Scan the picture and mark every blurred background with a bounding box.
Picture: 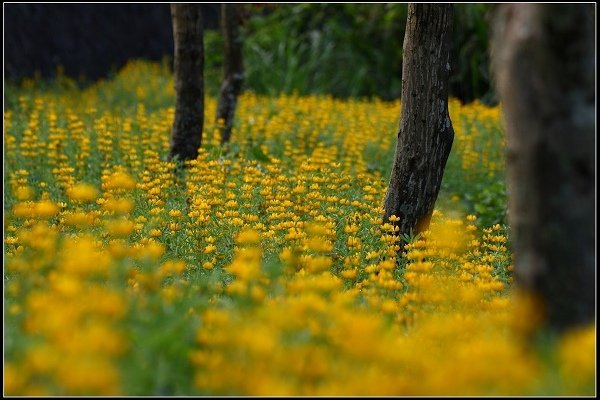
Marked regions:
[4,3,494,104]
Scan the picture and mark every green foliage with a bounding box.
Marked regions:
[239,4,407,100]
[451,4,495,104]
[207,4,495,102]
[203,30,225,97]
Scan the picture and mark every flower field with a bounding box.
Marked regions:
[4,61,595,395]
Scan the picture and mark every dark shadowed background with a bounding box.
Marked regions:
[4,3,219,82]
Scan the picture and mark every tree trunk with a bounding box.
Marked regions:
[491,4,595,331]
[383,4,454,238]
[169,3,204,162]
[216,3,244,145]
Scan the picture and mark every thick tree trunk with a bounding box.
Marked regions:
[216,3,244,145]
[383,4,454,238]
[492,4,595,331]
[169,4,204,161]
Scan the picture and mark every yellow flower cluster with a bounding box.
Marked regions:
[5,232,126,395]
[451,99,504,179]
[191,213,546,395]
[4,61,594,396]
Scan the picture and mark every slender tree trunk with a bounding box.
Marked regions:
[492,4,595,331]
[169,3,204,161]
[383,4,454,238]
[216,3,244,145]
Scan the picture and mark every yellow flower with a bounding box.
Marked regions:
[160,260,186,276]
[59,236,111,277]
[63,211,96,227]
[15,186,33,201]
[104,171,136,191]
[250,285,266,302]
[105,219,135,237]
[226,248,262,281]
[226,280,248,296]
[55,357,121,395]
[3,363,26,395]
[388,214,400,222]
[380,299,397,314]
[202,261,215,270]
[12,202,35,218]
[557,323,596,392]
[347,236,361,249]
[510,290,545,338]
[35,200,60,218]
[341,269,357,279]
[305,255,332,273]
[305,236,333,252]
[305,222,329,237]
[237,228,261,245]
[50,273,83,296]
[136,241,165,260]
[102,198,134,214]
[344,224,359,234]
[149,228,162,237]
[161,285,180,304]
[169,209,182,218]
[279,247,295,264]
[67,183,99,202]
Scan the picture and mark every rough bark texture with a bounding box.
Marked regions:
[383,4,454,238]
[216,3,245,145]
[491,4,595,331]
[170,4,204,162]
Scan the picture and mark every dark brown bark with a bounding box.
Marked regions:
[169,3,204,161]
[492,4,595,331]
[383,4,454,238]
[216,3,244,145]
